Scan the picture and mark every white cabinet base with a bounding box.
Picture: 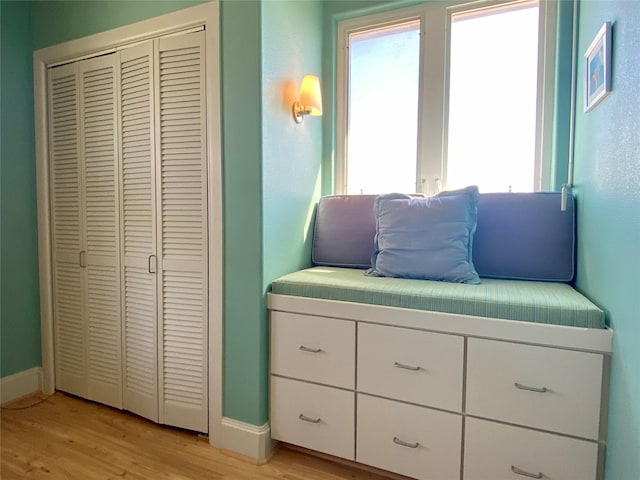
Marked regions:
[268,297,610,480]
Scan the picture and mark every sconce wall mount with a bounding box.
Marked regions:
[293,74,322,124]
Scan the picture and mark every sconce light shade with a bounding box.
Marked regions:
[293,74,322,123]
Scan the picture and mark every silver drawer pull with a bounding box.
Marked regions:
[393,436,419,449]
[298,414,321,424]
[394,361,421,371]
[511,465,543,478]
[514,382,548,393]
[299,345,323,353]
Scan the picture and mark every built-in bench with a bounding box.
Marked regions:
[268,192,612,480]
[271,267,604,329]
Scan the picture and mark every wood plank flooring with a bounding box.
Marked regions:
[1,392,391,480]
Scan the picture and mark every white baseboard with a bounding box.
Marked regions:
[211,417,275,461]
[1,367,43,404]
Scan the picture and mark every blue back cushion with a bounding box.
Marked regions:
[473,193,575,282]
[312,192,575,282]
[311,194,378,268]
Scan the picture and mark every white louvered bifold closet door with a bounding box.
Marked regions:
[119,41,159,423]
[155,31,208,433]
[78,54,122,409]
[49,63,86,399]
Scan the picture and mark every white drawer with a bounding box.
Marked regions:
[357,394,462,480]
[466,338,603,439]
[464,417,599,480]
[270,311,355,389]
[358,323,464,411]
[270,376,354,460]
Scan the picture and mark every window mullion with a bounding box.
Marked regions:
[418,3,449,196]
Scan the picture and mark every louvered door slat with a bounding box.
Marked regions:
[120,41,159,422]
[53,263,85,393]
[49,63,87,399]
[50,66,81,256]
[79,54,122,408]
[156,31,208,433]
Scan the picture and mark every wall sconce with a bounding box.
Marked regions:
[292,74,322,124]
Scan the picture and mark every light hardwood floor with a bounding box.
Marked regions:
[1,392,391,480]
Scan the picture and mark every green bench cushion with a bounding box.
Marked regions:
[271,267,605,329]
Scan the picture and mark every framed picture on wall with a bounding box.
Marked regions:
[584,22,612,112]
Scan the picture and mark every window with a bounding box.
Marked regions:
[336,0,557,195]
[346,21,420,195]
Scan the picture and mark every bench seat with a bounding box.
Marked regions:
[271,266,605,329]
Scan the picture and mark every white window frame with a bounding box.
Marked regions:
[336,0,557,195]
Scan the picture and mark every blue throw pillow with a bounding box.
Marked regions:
[367,186,481,284]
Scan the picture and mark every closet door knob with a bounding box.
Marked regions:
[79,251,87,268]
[148,255,156,274]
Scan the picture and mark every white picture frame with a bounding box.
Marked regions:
[584,22,612,113]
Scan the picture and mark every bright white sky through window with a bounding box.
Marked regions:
[446,4,539,193]
[347,22,420,195]
[345,2,540,195]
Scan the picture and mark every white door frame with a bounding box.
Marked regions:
[33,1,223,445]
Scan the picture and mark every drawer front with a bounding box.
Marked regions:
[358,323,464,411]
[270,376,354,460]
[464,417,598,480]
[466,338,603,439]
[357,394,462,480]
[270,311,355,389]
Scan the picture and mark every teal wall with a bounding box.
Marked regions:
[259,0,323,421]
[30,0,206,49]
[262,1,323,288]
[220,0,265,425]
[0,1,41,378]
[573,2,640,479]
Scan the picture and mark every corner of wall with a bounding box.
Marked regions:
[211,417,275,462]
[0,367,43,404]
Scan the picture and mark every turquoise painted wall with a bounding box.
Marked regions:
[30,0,206,50]
[573,2,640,479]
[219,0,266,425]
[0,1,41,378]
[260,0,323,421]
[262,1,323,287]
